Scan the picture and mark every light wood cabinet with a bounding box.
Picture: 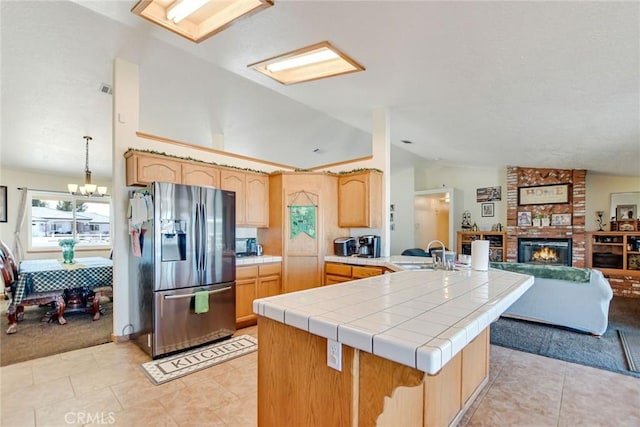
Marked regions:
[125,151,181,186]
[126,151,269,227]
[324,261,386,284]
[457,231,506,262]
[586,231,640,275]
[245,173,269,227]
[236,263,281,327]
[221,169,269,227]
[181,163,220,187]
[338,170,382,228]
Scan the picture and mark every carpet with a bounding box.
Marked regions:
[0,299,113,366]
[140,335,257,385]
[490,296,640,378]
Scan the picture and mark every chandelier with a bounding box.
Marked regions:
[67,136,107,196]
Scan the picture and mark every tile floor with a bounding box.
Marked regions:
[1,325,639,426]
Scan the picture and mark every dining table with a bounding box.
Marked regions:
[6,257,113,334]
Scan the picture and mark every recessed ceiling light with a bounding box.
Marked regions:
[248,41,365,85]
[400,140,413,144]
[131,0,273,43]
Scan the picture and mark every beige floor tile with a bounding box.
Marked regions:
[160,381,236,425]
[32,355,100,384]
[91,342,150,367]
[1,362,34,394]
[1,376,75,414]
[68,362,145,395]
[110,374,186,409]
[34,387,122,427]
[212,365,257,399]
[1,408,35,427]
[213,394,258,427]
[84,399,178,427]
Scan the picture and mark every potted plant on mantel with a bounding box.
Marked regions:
[541,214,550,227]
[532,214,542,227]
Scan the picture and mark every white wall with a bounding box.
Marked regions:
[389,166,415,255]
[585,174,640,230]
[415,164,507,231]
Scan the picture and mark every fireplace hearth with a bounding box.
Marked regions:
[518,238,572,266]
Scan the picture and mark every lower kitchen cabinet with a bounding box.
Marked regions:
[236,263,281,327]
[324,262,387,285]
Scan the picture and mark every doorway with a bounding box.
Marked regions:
[414,188,462,251]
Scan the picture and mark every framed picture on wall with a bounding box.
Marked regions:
[517,211,532,226]
[0,186,6,223]
[481,202,494,217]
[616,204,637,220]
[476,186,501,202]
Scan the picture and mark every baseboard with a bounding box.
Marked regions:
[112,333,131,343]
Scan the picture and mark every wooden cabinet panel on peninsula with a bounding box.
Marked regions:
[221,169,269,228]
[236,263,281,327]
[338,170,382,228]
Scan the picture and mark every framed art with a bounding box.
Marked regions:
[476,186,501,202]
[551,213,572,226]
[0,186,6,223]
[616,204,637,220]
[481,202,494,217]
[518,184,570,205]
[517,211,532,226]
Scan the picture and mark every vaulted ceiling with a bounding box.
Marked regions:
[2,1,638,178]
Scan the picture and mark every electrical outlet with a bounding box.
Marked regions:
[327,339,342,371]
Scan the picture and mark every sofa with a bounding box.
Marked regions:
[490,262,613,336]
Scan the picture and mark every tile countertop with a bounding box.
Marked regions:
[236,256,283,266]
[253,261,534,375]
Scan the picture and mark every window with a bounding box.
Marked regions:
[28,190,111,251]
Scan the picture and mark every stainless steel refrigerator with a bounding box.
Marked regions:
[129,182,236,358]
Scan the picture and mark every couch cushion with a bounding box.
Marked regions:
[490,262,591,283]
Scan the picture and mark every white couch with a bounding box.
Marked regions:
[492,263,613,336]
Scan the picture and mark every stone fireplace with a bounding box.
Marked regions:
[506,167,586,267]
[518,238,572,266]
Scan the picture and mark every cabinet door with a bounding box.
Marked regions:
[182,163,220,188]
[126,153,181,186]
[221,169,246,225]
[257,275,280,299]
[246,173,269,227]
[338,171,382,228]
[236,277,257,324]
[325,275,352,285]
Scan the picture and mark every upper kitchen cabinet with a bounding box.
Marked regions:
[181,163,220,188]
[126,151,181,186]
[338,170,383,228]
[221,169,269,228]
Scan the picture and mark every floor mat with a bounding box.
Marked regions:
[618,329,640,372]
[140,335,257,385]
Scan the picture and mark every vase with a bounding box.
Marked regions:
[532,218,541,227]
[61,244,75,264]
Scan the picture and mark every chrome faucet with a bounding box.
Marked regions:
[426,240,450,270]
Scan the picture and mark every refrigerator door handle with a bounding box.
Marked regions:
[163,286,232,300]
[200,203,207,273]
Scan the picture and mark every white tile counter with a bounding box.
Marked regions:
[236,255,282,266]
[253,265,533,375]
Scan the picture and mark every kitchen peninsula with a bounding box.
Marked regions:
[253,261,533,426]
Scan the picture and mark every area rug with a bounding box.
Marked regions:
[618,330,640,372]
[490,297,640,378]
[1,300,113,366]
[141,335,257,385]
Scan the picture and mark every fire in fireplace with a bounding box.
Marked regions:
[518,238,572,266]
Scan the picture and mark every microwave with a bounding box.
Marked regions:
[236,238,257,257]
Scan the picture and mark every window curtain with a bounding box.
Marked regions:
[13,187,28,263]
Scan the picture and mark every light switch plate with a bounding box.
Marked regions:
[327,339,342,371]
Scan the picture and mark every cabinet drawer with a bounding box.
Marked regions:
[352,266,383,279]
[325,275,352,285]
[259,262,282,276]
[325,262,352,277]
[236,265,259,280]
